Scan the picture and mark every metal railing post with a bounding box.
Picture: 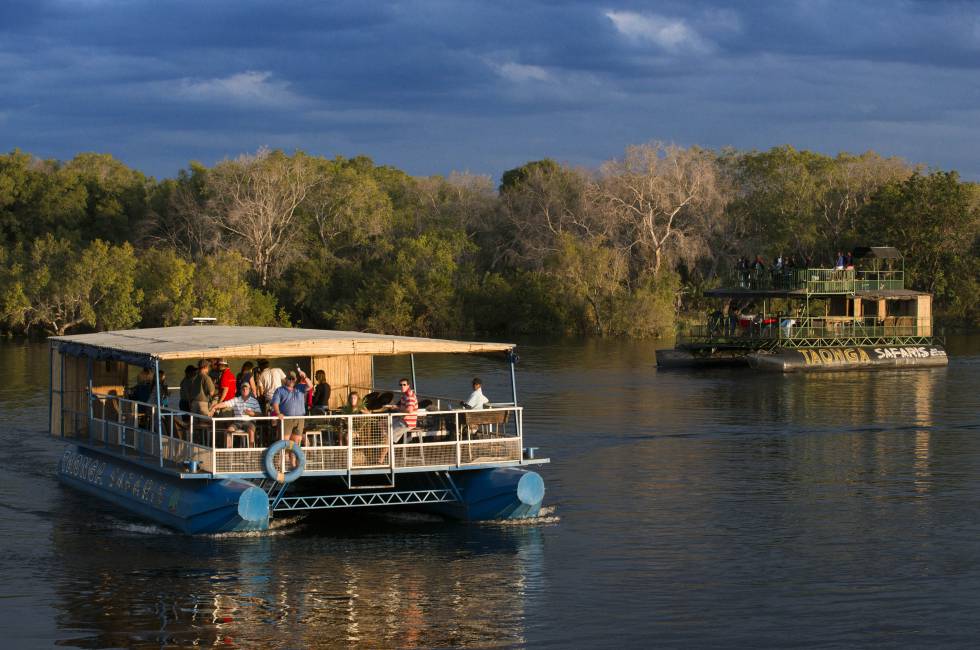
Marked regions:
[154,358,164,467]
[387,413,394,469]
[86,357,93,442]
[211,418,216,475]
[455,412,461,467]
[347,416,353,474]
[280,419,286,476]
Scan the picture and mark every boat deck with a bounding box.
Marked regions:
[61,392,533,480]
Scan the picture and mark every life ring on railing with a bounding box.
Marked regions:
[263,439,306,483]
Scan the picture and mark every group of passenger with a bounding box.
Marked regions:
[164,356,490,449]
[126,356,492,449]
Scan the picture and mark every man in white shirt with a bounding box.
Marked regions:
[462,377,490,409]
[255,358,287,411]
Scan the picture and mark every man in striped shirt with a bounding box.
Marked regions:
[389,377,418,442]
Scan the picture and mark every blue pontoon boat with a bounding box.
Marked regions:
[49,327,548,534]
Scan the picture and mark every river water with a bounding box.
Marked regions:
[1,335,979,648]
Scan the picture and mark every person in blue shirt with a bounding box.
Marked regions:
[270,370,311,445]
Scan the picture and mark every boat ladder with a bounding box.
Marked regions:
[257,478,292,512]
[345,465,396,490]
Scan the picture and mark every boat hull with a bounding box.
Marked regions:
[749,344,949,372]
[423,467,546,521]
[57,446,270,534]
[656,348,750,368]
[59,446,546,531]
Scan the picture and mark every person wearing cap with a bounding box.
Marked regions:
[214,359,237,409]
[188,359,216,416]
[461,377,490,409]
[270,369,311,443]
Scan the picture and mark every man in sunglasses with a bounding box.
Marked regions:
[387,377,418,443]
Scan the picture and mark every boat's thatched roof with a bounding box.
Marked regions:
[51,326,514,363]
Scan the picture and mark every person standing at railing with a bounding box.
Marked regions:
[270,370,311,444]
[311,370,332,416]
[178,365,196,413]
[213,360,237,413]
[189,359,217,417]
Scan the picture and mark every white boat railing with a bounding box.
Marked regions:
[74,391,524,476]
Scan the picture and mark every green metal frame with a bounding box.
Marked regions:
[725,266,905,295]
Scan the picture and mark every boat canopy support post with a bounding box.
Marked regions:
[508,349,518,405]
[48,344,53,436]
[60,349,65,437]
[86,356,93,443]
[410,353,417,391]
[154,357,163,467]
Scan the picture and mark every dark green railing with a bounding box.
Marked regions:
[723,268,904,294]
[682,316,933,348]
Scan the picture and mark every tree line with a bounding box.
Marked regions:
[0,144,977,337]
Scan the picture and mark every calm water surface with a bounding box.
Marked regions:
[1,335,979,648]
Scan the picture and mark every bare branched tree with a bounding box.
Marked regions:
[207,149,317,287]
[496,163,601,269]
[816,152,913,251]
[597,143,726,277]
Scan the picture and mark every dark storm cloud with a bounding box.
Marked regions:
[1,0,978,178]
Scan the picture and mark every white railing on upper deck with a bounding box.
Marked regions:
[69,392,524,477]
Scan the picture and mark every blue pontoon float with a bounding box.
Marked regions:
[49,327,548,534]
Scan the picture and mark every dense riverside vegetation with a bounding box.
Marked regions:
[0,145,977,337]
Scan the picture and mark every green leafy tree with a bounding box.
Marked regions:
[136,248,197,326]
[13,236,142,335]
[859,171,979,314]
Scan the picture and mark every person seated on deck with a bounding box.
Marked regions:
[224,421,257,449]
[310,370,332,415]
[384,378,418,443]
[255,358,287,414]
[336,392,368,446]
[341,391,368,415]
[461,377,490,410]
[189,359,217,417]
[270,370,310,442]
[213,382,261,419]
[128,367,154,403]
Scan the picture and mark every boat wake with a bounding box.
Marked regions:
[480,505,560,526]
[209,515,308,538]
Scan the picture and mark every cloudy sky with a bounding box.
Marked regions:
[2,0,979,180]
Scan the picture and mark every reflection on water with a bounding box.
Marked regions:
[1,335,979,647]
[50,505,544,647]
